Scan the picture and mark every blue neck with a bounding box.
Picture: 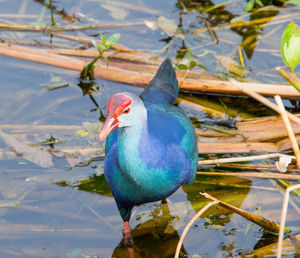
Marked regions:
[117,120,147,179]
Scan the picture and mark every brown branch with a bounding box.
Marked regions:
[200,192,282,233]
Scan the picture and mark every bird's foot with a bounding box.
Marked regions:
[124,234,134,248]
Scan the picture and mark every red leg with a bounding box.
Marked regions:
[124,221,134,248]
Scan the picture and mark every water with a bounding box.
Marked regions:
[0,0,300,257]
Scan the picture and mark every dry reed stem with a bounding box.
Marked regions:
[197,142,278,154]
[276,66,300,93]
[174,200,218,258]
[84,203,120,234]
[197,171,300,180]
[193,13,299,34]
[275,95,300,168]
[198,153,294,166]
[1,43,300,98]
[242,86,300,124]
[0,124,82,130]
[0,20,145,31]
[277,184,300,258]
[201,192,281,233]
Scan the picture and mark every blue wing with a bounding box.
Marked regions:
[140,103,198,185]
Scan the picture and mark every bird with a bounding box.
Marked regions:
[98,58,198,246]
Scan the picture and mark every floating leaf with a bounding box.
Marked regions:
[158,15,184,40]
[215,54,247,76]
[0,130,53,168]
[281,22,300,71]
[158,15,177,36]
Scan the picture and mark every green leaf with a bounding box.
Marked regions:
[244,0,255,12]
[100,34,107,48]
[215,54,247,76]
[177,64,189,70]
[189,60,197,70]
[256,0,264,7]
[285,0,300,6]
[106,33,121,47]
[92,40,105,52]
[197,64,207,70]
[281,22,300,71]
[202,1,230,13]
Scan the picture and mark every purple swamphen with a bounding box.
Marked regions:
[98,58,198,246]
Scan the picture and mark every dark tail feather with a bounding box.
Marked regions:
[140,58,178,105]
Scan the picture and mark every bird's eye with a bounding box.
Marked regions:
[123,108,130,114]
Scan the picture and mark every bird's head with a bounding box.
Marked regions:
[98,92,146,142]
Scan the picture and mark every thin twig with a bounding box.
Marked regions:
[174,201,218,258]
[193,13,300,34]
[196,171,300,180]
[276,66,300,93]
[242,86,300,124]
[275,95,300,168]
[277,184,300,258]
[201,192,282,233]
[198,21,218,49]
[0,124,82,130]
[85,203,120,234]
[198,153,294,166]
[44,82,69,90]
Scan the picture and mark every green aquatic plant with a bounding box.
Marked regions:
[281,22,300,72]
[80,33,120,81]
[278,22,300,93]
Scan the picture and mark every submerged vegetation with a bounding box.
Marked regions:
[0,0,300,257]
